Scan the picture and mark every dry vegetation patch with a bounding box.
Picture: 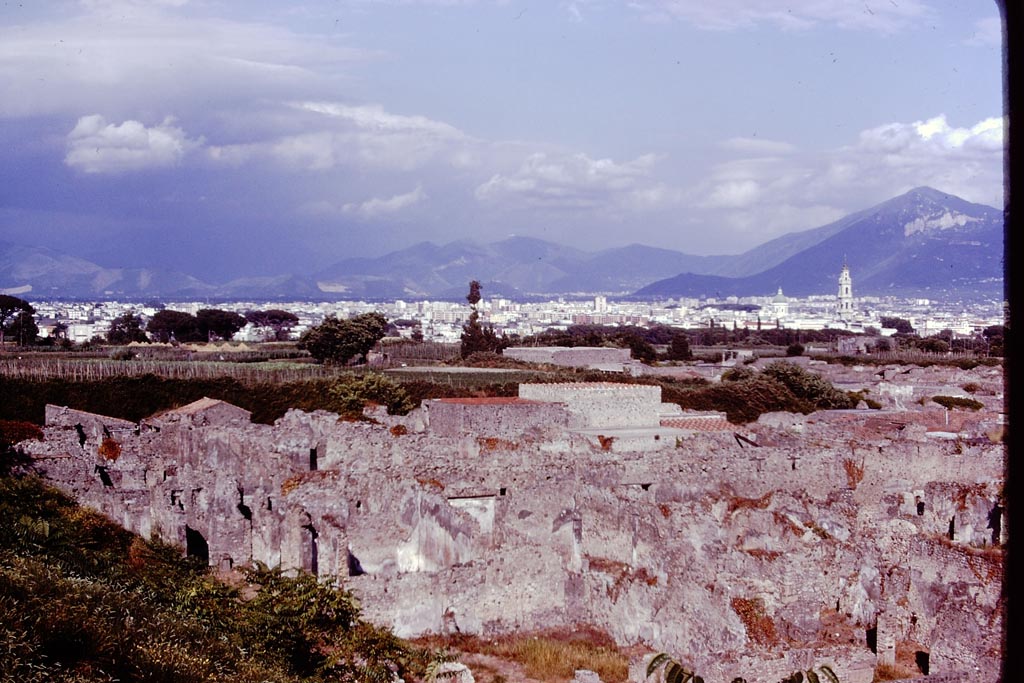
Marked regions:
[730,596,779,647]
[414,628,631,683]
[726,491,773,515]
[98,436,122,461]
[842,458,865,489]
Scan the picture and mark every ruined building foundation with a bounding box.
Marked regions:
[22,374,1005,683]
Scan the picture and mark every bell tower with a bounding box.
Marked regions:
[837,259,854,319]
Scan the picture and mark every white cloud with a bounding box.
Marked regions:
[694,113,1004,246]
[475,151,673,211]
[80,0,190,10]
[627,0,929,33]
[208,102,473,172]
[343,185,428,218]
[720,137,796,155]
[297,102,464,139]
[0,5,369,119]
[65,114,200,173]
[702,179,762,209]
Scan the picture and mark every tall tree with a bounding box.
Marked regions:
[460,280,502,359]
[666,330,692,361]
[0,295,34,349]
[880,316,915,334]
[197,309,247,341]
[147,310,202,343]
[5,310,39,346]
[298,312,388,365]
[107,312,149,345]
[245,309,300,341]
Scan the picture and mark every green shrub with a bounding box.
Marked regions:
[932,395,984,411]
[761,361,857,410]
[671,375,813,424]
[721,367,756,382]
[329,374,415,417]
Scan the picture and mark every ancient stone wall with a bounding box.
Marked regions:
[423,397,570,439]
[20,371,1006,683]
[518,382,664,429]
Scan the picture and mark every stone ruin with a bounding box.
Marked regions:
[19,367,1006,683]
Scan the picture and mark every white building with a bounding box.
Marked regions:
[770,287,789,320]
[837,262,854,320]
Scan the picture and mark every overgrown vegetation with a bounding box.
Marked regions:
[415,628,630,683]
[0,472,423,683]
[0,373,422,425]
[663,362,856,423]
[931,395,985,411]
[1,357,860,427]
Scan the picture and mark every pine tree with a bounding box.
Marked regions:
[460,280,502,359]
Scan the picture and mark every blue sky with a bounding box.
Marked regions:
[0,0,1004,280]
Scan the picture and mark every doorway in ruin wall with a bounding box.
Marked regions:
[185,525,209,565]
[301,524,319,575]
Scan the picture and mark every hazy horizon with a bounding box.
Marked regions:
[0,1,1004,281]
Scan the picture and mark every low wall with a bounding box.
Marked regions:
[519,382,663,429]
[504,346,631,367]
[424,398,569,439]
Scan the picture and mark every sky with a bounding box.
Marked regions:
[0,0,1005,281]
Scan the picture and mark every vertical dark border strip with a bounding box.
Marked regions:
[1000,1,1018,681]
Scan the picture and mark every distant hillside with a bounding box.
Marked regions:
[0,240,215,299]
[635,187,1003,299]
[1,187,1003,300]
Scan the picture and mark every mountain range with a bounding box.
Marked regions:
[0,187,1003,301]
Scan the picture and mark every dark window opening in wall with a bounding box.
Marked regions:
[347,548,366,576]
[75,423,87,448]
[915,650,930,675]
[917,501,925,516]
[309,447,318,471]
[791,459,796,471]
[499,487,507,496]
[302,524,319,575]
[171,490,183,509]
[987,502,1003,545]
[95,465,113,487]
[948,516,956,541]
[356,500,362,509]
[266,497,273,511]
[866,627,877,653]
[641,483,651,491]
[185,526,209,565]
[237,488,252,520]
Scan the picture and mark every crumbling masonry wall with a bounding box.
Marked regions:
[21,375,1005,683]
